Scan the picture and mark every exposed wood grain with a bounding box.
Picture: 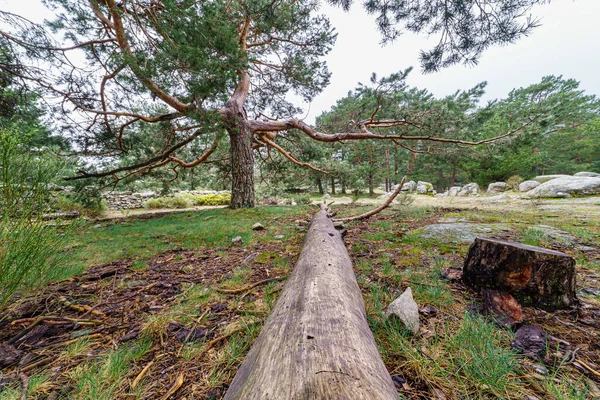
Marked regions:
[224,209,399,399]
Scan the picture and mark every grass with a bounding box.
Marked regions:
[4,198,599,399]
[56,206,310,281]
[63,338,152,400]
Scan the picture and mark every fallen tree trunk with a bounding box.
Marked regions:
[224,206,398,400]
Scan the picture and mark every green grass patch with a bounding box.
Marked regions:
[58,206,309,281]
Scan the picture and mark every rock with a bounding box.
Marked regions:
[401,180,417,193]
[574,171,600,177]
[448,186,462,197]
[416,181,434,194]
[533,174,571,183]
[528,176,600,198]
[417,223,511,243]
[0,344,23,369]
[519,180,541,192]
[575,245,596,252]
[252,222,265,231]
[333,221,345,230]
[463,237,577,309]
[481,289,523,327]
[512,325,547,360]
[440,268,463,281]
[232,236,243,245]
[322,193,331,199]
[531,225,576,245]
[486,182,508,194]
[274,235,284,240]
[435,192,448,197]
[385,287,420,335]
[458,183,479,196]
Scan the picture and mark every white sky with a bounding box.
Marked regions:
[3,0,600,124]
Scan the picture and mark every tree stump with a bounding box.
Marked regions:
[463,237,577,309]
[224,207,399,399]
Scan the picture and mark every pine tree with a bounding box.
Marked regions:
[0,0,550,207]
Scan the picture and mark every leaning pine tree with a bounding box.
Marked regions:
[1,0,550,207]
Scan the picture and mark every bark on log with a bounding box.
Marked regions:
[463,237,577,310]
[224,207,398,400]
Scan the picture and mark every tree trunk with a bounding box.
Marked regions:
[317,177,324,195]
[341,179,347,194]
[225,207,399,399]
[331,176,336,195]
[227,124,255,209]
[368,172,374,195]
[450,165,457,187]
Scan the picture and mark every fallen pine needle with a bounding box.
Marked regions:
[160,373,184,400]
[216,277,285,294]
[41,333,103,349]
[131,361,154,389]
[576,359,600,378]
[204,322,259,351]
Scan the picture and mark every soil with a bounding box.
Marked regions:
[1,205,599,399]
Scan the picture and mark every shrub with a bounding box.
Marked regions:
[143,193,231,209]
[192,193,231,206]
[291,194,311,205]
[0,131,71,310]
[506,175,523,191]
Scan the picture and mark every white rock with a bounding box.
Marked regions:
[528,176,600,198]
[401,180,417,193]
[458,182,479,196]
[486,182,508,194]
[385,287,420,335]
[274,235,284,240]
[533,174,571,183]
[574,171,600,178]
[448,186,462,197]
[232,236,243,244]
[252,222,265,231]
[519,180,541,192]
[416,181,434,194]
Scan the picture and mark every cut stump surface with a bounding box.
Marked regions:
[463,237,577,309]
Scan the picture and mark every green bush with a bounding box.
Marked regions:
[291,194,311,205]
[0,131,72,310]
[506,175,523,191]
[143,193,231,209]
[53,194,108,218]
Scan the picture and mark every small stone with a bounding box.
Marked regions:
[93,224,102,228]
[481,289,523,327]
[391,374,405,389]
[440,268,463,281]
[274,235,284,240]
[385,287,420,335]
[512,325,547,360]
[252,222,265,231]
[232,236,243,245]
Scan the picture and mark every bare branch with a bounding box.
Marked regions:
[257,134,329,174]
[248,117,535,146]
[334,176,407,223]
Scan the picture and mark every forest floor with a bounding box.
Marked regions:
[1,198,599,399]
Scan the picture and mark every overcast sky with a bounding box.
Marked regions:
[3,0,600,124]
